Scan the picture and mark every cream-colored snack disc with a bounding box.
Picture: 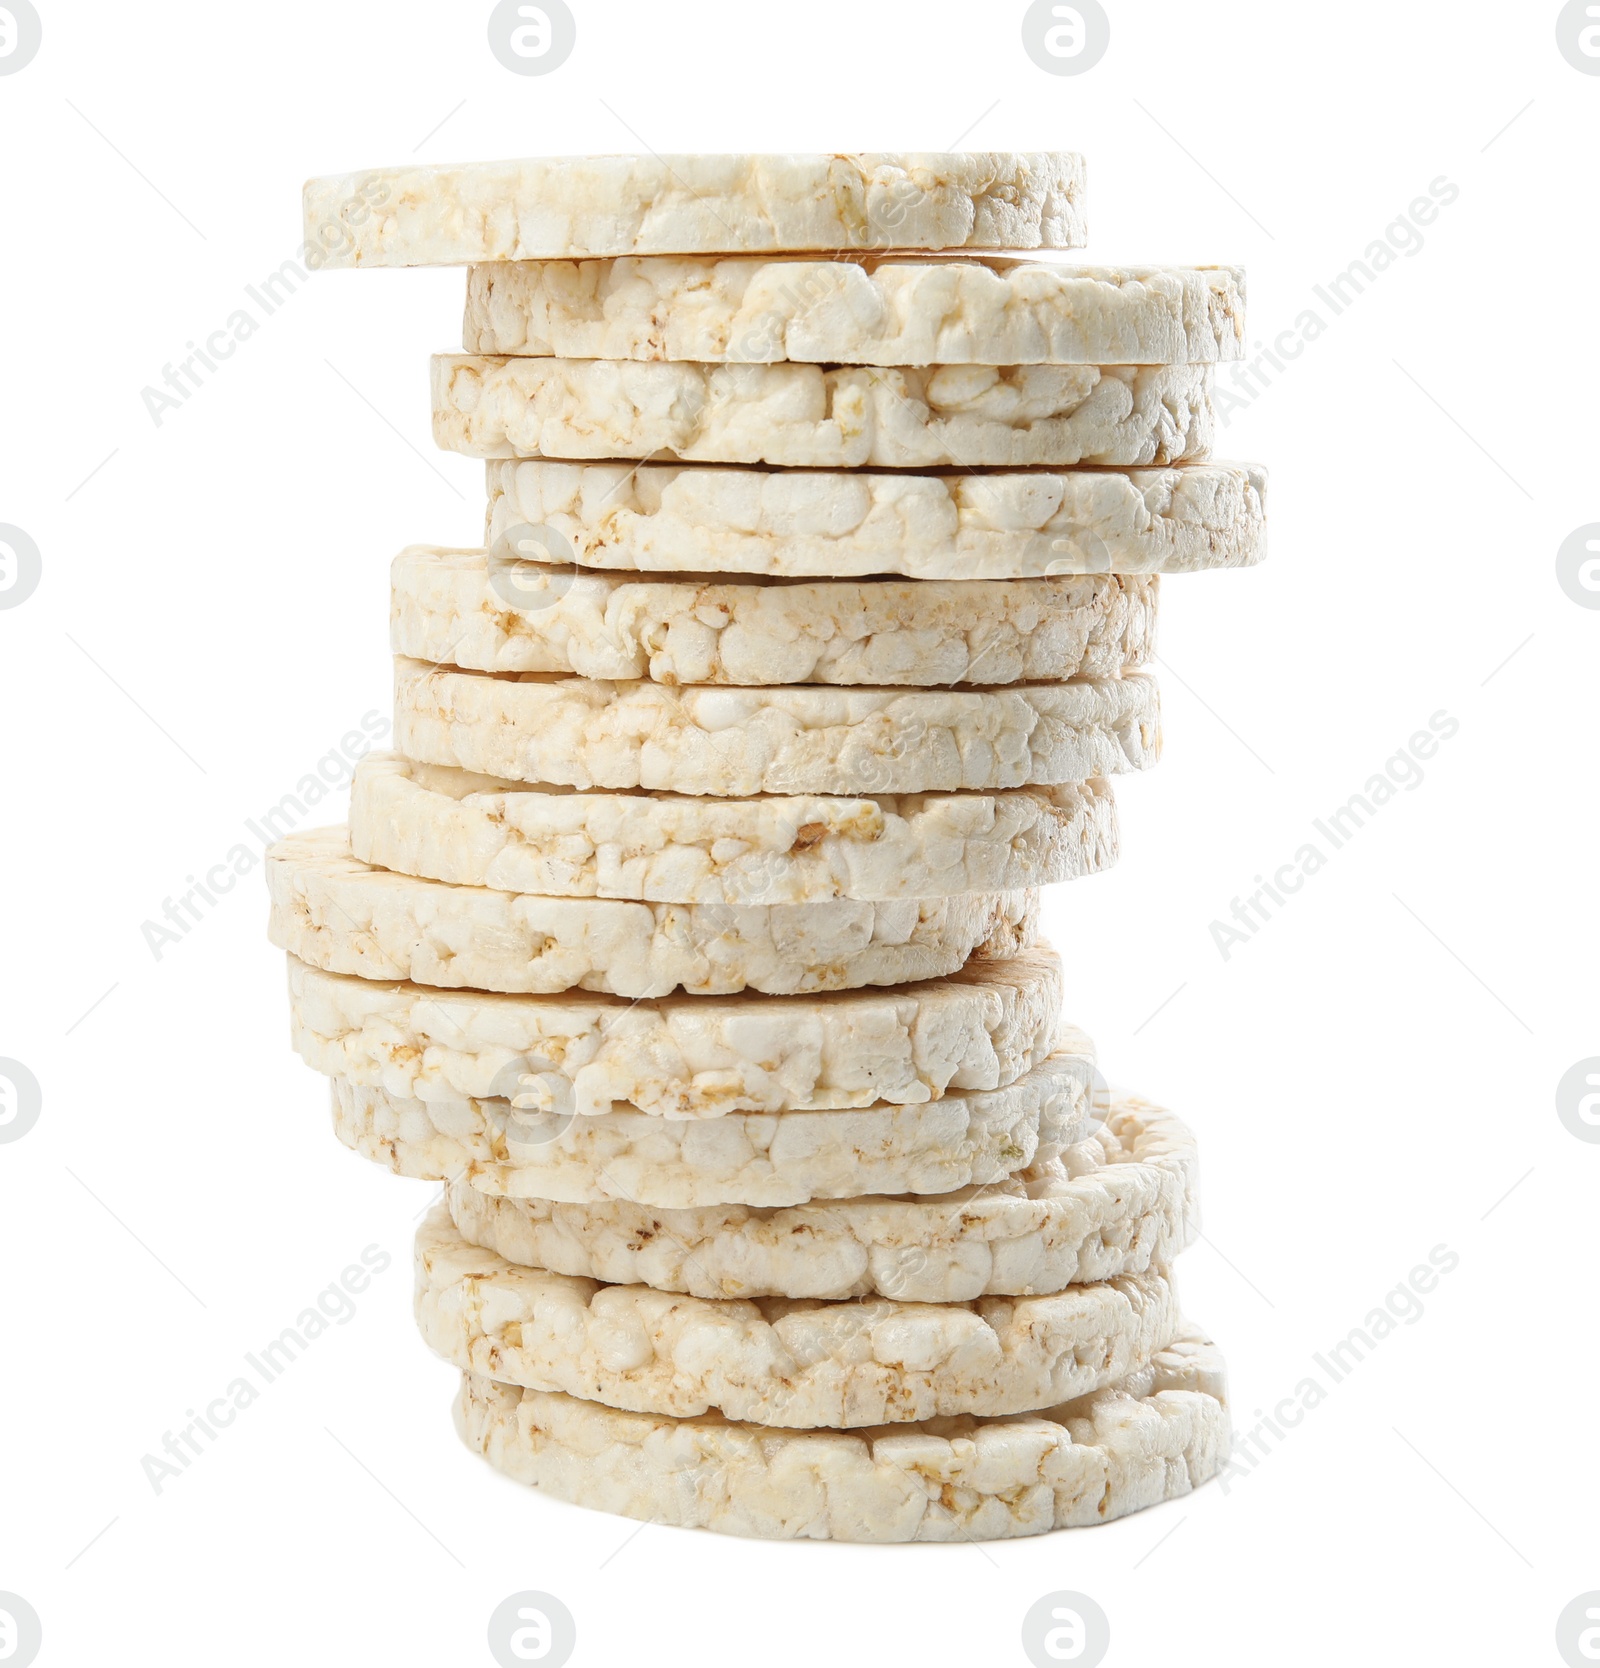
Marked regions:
[434,356,1214,469]
[391,546,1157,684]
[455,1328,1227,1541]
[350,756,1118,904]
[267,827,1036,1000]
[465,258,1245,365]
[416,1203,1180,1426]
[445,1097,1195,1301]
[486,459,1266,579]
[304,152,1088,267]
[288,945,1064,1119]
[330,1036,1096,1207]
[393,660,1160,796]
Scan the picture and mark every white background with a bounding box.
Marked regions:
[2,2,1596,1664]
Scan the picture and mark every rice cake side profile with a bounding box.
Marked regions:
[328,1036,1096,1207]
[442,1097,1197,1300]
[417,1202,1182,1426]
[287,945,1065,1118]
[485,459,1267,579]
[267,827,1038,999]
[453,1328,1228,1541]
[392,660,1161,796]
[434,355,1215,469]
[391,547,1158,684]
[465,257,1245,365]
[349,756,1119,904]
[304,152,1088,266]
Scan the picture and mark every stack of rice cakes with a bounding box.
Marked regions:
[275,151,1265,1542]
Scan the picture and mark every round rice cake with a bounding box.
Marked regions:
[465,257,1245,365]
[391,546,1158,684]
[328,1036,1096,1207]
[392,660,1160,796]
[454,1328,1228,1541]
[441,1097,1194,1302]
[416,1202,1182,1426]
[349,756,1119,904]
[303,152,1088,267]
[287,944,1064,1119]
[433,355,1214,469]
[267,827,1037,1000]
[485,459,1266,580]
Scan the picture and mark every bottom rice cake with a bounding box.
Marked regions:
[454,1328,1228,1541]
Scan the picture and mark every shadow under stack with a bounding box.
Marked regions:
[272,151,1267,1542]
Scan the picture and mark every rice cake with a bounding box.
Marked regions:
[464,257,1244,365]
[416,1202,1181,1426]
[267,827,1037,999]
[454,1327,1227,1540]
[304,151,1088,267]
[434,355,1214,469]
[287,945,1064,1118]
[349,756,1118,904]
[444,1096,1196,1300]
[328,1036,1095,1207]
[391,546,1157,684]
[485,459,1266,579]
[393,660,1161,796]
